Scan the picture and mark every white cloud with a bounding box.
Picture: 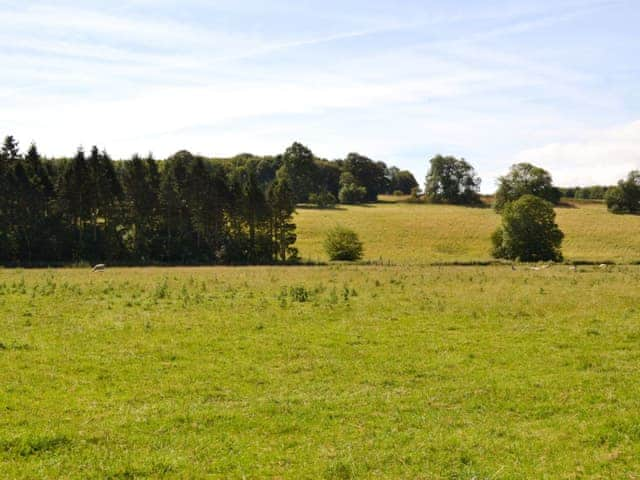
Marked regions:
[514,120,640,186]
[0,0,636,191]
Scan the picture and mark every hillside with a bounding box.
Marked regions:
[295,200,640,264]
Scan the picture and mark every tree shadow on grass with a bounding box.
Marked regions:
[296,205,348,211]
[556,201,579,209]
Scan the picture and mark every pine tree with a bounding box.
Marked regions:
[1,136,20,167]
[235,161,268,262]
[57,148,92,258]
[22,144,53,261]
[123,155,160,260]
[268,167,298,262]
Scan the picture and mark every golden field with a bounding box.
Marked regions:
[295,200,640,264]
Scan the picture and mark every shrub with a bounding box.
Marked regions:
[491,195,564,262]
[324,226,364,261]
[309,191,337,209]
[606,171,640,214]
[338,183,367,204]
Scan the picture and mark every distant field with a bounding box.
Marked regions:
[2,266,640,478]
[295,200,640,264]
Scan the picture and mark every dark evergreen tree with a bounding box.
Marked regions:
[122,154,161,261]
[0,138,318,266]
[268,168,298,262]
[1,136,20,167]
[160,151,194,262]
[21,144,54,261]
[57,148,92,259]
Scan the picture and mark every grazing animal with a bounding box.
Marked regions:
[529,263,552,271]
[511,264,517,271]
[599,264,608,270]
[92,264,106,272]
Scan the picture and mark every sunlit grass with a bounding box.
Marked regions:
[295,201,640,264]
[2,266,640,478]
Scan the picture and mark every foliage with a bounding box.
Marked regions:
[308,190,337,209]
[605,171,640,214]
[338,172,366,204]
[494,163,561,211]
[282,142,317,203]
[342,153,387,202]
[313,160,342,198]
[385,167,419,195]
[0,136,299,265]
[268,168,299,262]
[492,195,564,262]
[338,183,367,205]
[559,185,612,200]
[424,155,481,205]
[324,225,364,261]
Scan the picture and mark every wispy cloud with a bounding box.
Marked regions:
[0,0,638,191]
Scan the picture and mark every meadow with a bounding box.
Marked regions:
[2,265,640,478]
[295,199,640,264]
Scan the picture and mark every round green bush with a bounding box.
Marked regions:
[338,183,367,204]
[324,226,364,261]
[491,194,564,262]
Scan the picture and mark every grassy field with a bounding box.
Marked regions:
[295,200,640,264]
[2,266,640,478]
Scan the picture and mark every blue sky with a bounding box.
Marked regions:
[1,0,638,190]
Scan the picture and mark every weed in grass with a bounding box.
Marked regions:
[153,277,169,300]
[289,286,310,303]
[324,461,354,480]
[2,266,640,478]
[0,435,71,457]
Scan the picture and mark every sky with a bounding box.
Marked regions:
[0,0,639,191]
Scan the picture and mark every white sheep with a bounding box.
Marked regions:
[92,264,106,272]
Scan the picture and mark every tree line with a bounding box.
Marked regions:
[423,154,639,215]
[422,155,639,262]
[2,132,637,265]
[0,137,417,265]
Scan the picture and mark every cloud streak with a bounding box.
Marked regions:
[0,0,638,191]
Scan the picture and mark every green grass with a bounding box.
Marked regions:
[2,266,640,478]
[295,201,640,264]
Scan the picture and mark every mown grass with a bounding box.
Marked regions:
[295,201,640,264]
[2,266,640,478]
